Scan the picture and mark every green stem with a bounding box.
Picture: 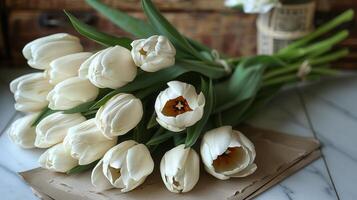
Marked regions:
[278,30,349,60]
[262,75,298,87]
[310,49,349,65]
[278,9,354,54]
[311,68,340,76]
[263,63,300,80]
[265,48,349,80]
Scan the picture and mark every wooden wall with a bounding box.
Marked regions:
[1,0,356,68]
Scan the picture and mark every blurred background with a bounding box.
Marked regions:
[0,0,356,68]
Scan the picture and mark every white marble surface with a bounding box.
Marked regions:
[0,70,356,200]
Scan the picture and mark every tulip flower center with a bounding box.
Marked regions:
[212,147,246,172]
[162,96,193,117]
[109,166,121,181]
[139,48,147,56]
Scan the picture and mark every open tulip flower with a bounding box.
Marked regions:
[7,0,355,195]
[201,126,257,180]
[131,35,176,72]
[155,81,205,132]
[91,140,154,192]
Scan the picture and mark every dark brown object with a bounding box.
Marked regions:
[0,0,356,68]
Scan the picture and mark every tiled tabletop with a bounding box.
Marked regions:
[0,69,356,200]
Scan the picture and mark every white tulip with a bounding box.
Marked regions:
[154,81,205,132]
[64,119,117,165]
[7,113,38,148]
[91,140,154,192]
[224,0,280,13]
[46,52,93,85]
[95,93,143,139]
[35,112,86,148]
[39,143,78,173]
[200,126,257,180]
[160,144,200,193]
[131,35,176,72]
[10,72,53,112]
[22,33,83,69]
[47,77,99,110]
[79,46,137,89]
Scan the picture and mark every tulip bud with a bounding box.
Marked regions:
[64,119,117,165]
[200,126,257,180]
[39,143,78,173]
[79,46,137,89]
[160,144,200,193]
[22,33,83,69]
[155,81,205,132]
[10,73,53,112]
[47,77,99,110]
[91,140,154,192]
[7,113,38,148]
[95,93,143,138]
[35,112,86,148]
[131,35,176,72]
[46,52,93,85]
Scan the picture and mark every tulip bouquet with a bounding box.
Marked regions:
[7,0,354,194]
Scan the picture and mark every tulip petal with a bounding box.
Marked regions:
[91,159,113,191]
[126,144,154,181]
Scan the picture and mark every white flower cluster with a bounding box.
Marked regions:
[8,33,257,193]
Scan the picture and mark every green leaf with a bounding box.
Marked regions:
[213,56,274,113]
[146,129,176,146]
[185,78,214,147]
[63,101,95,114]
[220,86,280,126]
[86,0,156,38]
[141,0,205,60]
[147,112,158,129]
[90,65,188,109]
[64,10,132,49]
[31,107,58,126]
[85,0,211,53]
[177,59,226,79]
[67,161,98,175]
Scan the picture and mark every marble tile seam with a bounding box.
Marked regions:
[296,88,341,200]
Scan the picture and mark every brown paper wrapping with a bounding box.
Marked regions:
[19,126,320,200]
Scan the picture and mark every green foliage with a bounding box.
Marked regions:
[185,78,214,147]
[213,56,283,113]
[67,161,99,175]
[31,107,58,126]
[64,10,132,49]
